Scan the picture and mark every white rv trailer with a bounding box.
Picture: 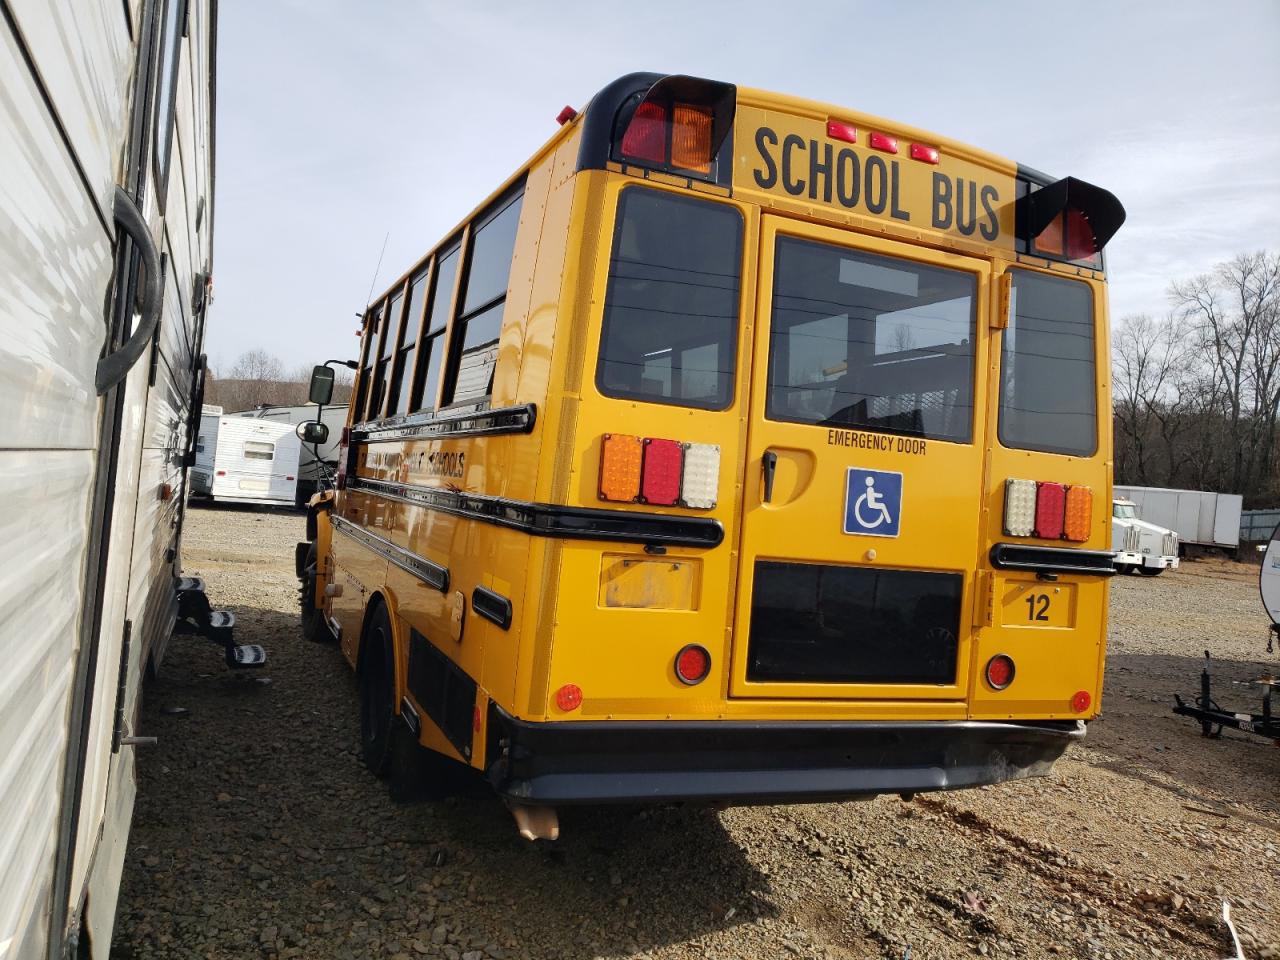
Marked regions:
[231,402,348,505]
[208,415,302,506]
[190,403,223,495]
[0,3,257,956]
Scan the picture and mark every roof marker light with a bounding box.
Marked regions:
[910,143,939,164]
[826,120,857,143]
[869,132,899,154]
[556,105,578,125]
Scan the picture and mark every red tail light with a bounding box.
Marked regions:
[986,655,1015,690]
[640,438,683,506]
[1034,482,1066,539]
[215,470,226,477]
[674,645,711,685]
[1071,690,1092,713]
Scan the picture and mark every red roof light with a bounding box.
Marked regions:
[869,132,898,154]
[910,143,939,164]
[826,120,857,144]
[620,101,667,164]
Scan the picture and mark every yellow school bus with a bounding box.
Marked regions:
[297,72,1125,838]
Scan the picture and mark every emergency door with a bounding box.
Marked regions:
[730,216,992,702]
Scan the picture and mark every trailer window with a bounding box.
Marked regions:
[596,188,742,410]
[1000,270,1096,456]
[244,441,274,461]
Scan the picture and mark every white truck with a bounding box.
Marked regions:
[209,417,303,507]
[1111,498,1180,576]
[1113,485,1242,556]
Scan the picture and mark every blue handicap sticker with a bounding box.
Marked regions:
[843,467,903,538]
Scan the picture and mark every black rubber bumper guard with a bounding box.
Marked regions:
[486,708,1085,805]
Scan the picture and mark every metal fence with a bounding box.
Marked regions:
[1241,509,1280,542]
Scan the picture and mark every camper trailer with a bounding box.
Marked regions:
[231,403,348,505]
[0,2,258,956]
[190,404,223,496]
[209,416,303,507]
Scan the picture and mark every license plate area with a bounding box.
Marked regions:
[998,579,1076,629]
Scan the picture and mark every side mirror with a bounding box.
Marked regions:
[297,420,329,445]
[308,364,335,405]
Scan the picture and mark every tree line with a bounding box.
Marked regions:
[1113,251,1279,508]
[204,349,353,413]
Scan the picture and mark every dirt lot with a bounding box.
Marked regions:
[114,506,1280,960]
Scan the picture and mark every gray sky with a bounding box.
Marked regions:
[209,0,1279,373]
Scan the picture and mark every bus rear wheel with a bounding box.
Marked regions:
[359,603,396,778]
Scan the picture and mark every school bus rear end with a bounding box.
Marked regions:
[302,72,1125,824]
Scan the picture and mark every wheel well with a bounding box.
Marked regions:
[355,592,389,677]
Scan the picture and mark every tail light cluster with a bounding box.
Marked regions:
[622,101,713,173]
[599,434,719,510]
[1003,479,1092,541]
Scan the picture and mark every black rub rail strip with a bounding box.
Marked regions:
[348,476,724,549]
[331,514,449,591]
[352,403,536,443]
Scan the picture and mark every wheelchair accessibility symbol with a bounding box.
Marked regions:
[843,467,903,537]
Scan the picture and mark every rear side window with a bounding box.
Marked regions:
[765,238,976,442]
[1000,270,1096,456]
[596,188,742,410]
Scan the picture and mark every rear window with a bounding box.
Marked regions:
[766,238,976,442]
[596,188,742,410]
[244,441,274,461]
[1000,270,1096,456]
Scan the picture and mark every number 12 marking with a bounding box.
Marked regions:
[1024,593,1051,622]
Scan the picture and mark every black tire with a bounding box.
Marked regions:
[299,542,329,642]
[1138,565,1164,577]
[359,603,396,778]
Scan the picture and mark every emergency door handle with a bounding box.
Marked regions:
[761,450,777,503]
[96,186,163,394]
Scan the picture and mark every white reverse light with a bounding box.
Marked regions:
[1004,478,1037,537]
[679,442,720,509]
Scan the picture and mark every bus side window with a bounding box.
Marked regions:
[441,187,524,407]
[410,244,460,414]
[391,270,429,417]
[370,291,403,420]
[596,187,743,410]
[354,303,381,422]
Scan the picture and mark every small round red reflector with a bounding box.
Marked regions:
[1071,690,1092,713]
[555,683,583,712]
[985,654,1015,690]
[674,645,711,686]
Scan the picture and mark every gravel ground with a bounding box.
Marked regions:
[113,506,1280,959]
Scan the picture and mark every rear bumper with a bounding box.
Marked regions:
[1142,554,1178,570]
[486,710,1084,805]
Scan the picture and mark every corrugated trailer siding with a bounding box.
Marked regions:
[0,26,112,450]
[0,452,92,959]
[4,0,131,222]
